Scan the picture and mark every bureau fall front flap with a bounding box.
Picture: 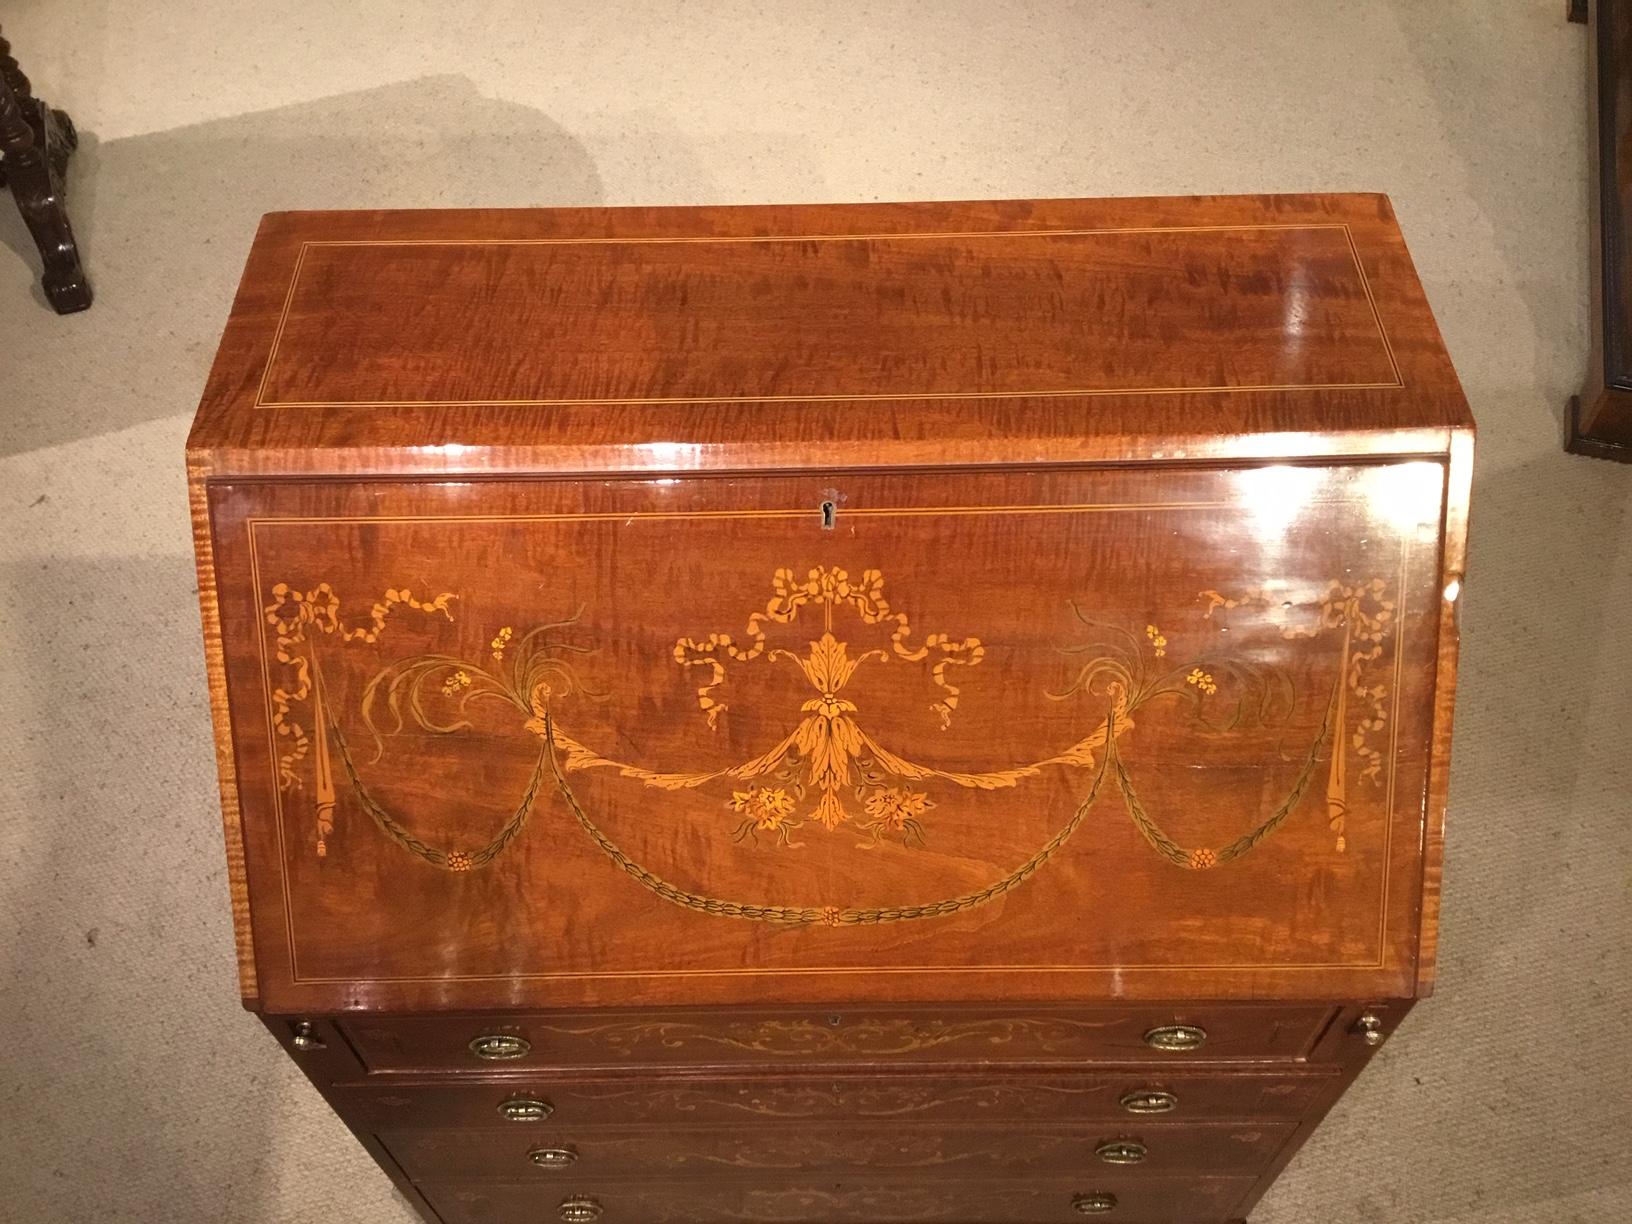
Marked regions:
[205,462,1446,1011]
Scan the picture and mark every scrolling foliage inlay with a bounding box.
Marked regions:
[264,566,1394,923]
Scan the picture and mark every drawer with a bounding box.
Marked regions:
[419,1176,1257,1224]
[336,1005,1338,1073]
[381,1120,1296,1182]
[332,1069,1334,1129]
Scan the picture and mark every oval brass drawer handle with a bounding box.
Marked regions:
[469,1033,531,1061]
[1142,1024,1206,1052]
[529,1145,579,1169]
[559,1196,602,1222]
[1120,1089,1177,1114]
[1095,1139,1147,1165]
[498,1096,555,1122]
[1073,1192,1118,1214]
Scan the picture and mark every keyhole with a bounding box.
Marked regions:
[820,500,837,530]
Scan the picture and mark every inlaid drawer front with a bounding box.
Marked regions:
[381,1120,1296,1182]
[332,1070,1333,1130]
[337,1005,1336,1073]
[420,1176,1257,1224]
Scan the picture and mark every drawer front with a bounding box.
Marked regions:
[333,1070,1333,1129]
[381,1120,1296,1182]
[211,463,1446,1014]
[337,1005,1336,1073]
[420,1176,1257,1224]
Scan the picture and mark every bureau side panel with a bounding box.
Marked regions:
[1414,429,1472,995]
[189,457,259,1005]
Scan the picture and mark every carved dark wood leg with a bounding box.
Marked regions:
[0,24,92,313]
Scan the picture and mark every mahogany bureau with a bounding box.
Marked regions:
[186,194,1473,1224]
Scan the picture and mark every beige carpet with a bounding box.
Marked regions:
[1,2,1628,1221]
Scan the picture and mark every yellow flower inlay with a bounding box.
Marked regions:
[490,625,513,662]
[860,786,934,847]
[276,565,1394,901]
[730,787,802,847]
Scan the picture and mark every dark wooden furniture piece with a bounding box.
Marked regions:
[188,194,1473,1224]
[1572,0,1632,458]
[0,22,90,313]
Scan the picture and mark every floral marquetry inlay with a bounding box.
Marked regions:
[528,1015,1120,1058]
[264,564,1396,925]
[572,1079,1122,1120]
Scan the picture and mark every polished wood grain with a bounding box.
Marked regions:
[190,196,1471,1224]
[379,1118,1297,1181]
[259,225,1398,407]
[334,1005,1340,1074]
[418,1175,1258,1224]
[188,194,1471,481]
[209,462,1445,1013]
[187,456,258,1005]
[1414,429,1473,994]
[324,1069,1337,1130]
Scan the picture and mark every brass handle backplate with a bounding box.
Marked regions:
[289,1021,325,1052]
[529,1145,579,1169]
[559,1196,602,1223]
[498,1095,555,1122]
[1095,1139,1147,1165]
[1073,1192,1119,1214]
[1119,1089,1177,1114]
[1142,1024,1206,1052]
[469,1033,531,1061]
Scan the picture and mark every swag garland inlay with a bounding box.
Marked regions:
[263,566,1395,924]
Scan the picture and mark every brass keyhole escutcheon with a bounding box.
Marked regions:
[469,1033,531,1061]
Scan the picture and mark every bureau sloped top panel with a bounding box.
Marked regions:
[207,462,1453,1011]
[186,194,1471,478]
